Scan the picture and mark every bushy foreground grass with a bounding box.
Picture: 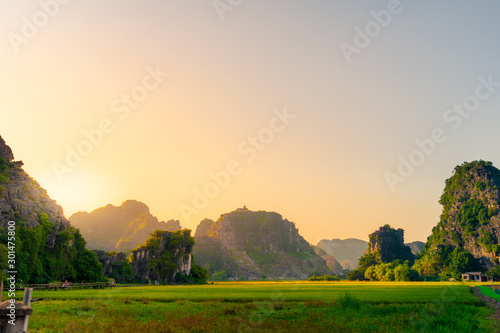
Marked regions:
[28,297,495,333]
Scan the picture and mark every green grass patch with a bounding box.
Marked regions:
[479,285,500,301]
[28,295,496,332]
[17,282,499,332]
[23,281,479,303]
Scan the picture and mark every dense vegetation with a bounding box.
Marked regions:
[347,225,416,281]
[192,235,237,280]
[93,251,136,284]
[308,274,341,281]
[131,230,208,284]
[415,161,500,279]
[0,212,103,283]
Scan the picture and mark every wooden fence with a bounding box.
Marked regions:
[2,282,155,291]
[2,282,116,291]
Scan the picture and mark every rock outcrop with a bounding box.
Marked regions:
[0,135,102,283]
[366,225,414,263]
[130,230,193,284]
[416,160,500,274]
[194,218,215,237]
[0,136,14,162]
[0,135,69,230]
[70,200,182,252]
[193,207,332,279]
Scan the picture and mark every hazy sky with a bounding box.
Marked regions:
[2,1,500,245]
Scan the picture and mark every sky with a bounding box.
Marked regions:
[1,1,500,245]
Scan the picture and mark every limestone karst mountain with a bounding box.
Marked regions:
[415,160,500,276]
[0,135,69,228]
[0,135,102,283]
[365,225,414,264]
[193,207,333,280]
[70,200,181,252]
[130,230,194,284]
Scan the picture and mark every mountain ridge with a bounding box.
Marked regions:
[70,200,181,252]
[193,207,333,279]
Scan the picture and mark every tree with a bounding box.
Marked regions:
[449,247,479,279]
[347,267,366,281]
[364,266,377,281]
[147,250,177,283]
[74,250,103,282]
[394,264,410,281]
[190,264,209,284]
[487,265,500,281]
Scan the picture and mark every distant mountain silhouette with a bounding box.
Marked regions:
[70,200,181,252]
[405,241,424,255]
[316,238,368,270]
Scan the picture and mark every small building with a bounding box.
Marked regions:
[462,272,487,282]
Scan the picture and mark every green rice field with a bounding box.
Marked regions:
[6,281,499,333]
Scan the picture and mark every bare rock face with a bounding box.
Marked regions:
[0,135,70,231]
[365,225,414,264]
[0,136,14,162]
[193,208,332,279]
[130,230,193,284]
[194,218,214,237]
[166,219,181,231]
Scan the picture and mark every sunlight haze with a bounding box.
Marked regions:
[2,1,500,245]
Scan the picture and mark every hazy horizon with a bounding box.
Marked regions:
[2,1,500,245]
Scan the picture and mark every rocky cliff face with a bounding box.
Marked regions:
[193,207,332,279]
[70,200,181,252]
[195,218,214,237]
[366,225,414,264]
[0,135,69,230]
[0,136,14,163]
[417,161,500,274]
[0,135,102,283]
[130,230,193,284]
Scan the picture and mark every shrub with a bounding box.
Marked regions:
[338,293,361,310]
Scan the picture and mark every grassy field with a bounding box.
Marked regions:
[18,281,479,302]
[9,281,499,333]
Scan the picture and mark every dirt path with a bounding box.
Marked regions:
[472,286,500,332]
